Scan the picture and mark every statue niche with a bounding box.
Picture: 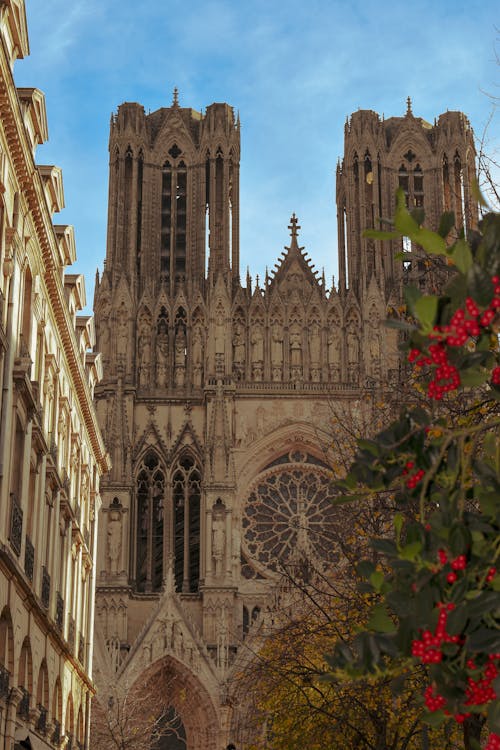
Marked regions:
[232,311,246,380]
[155,307,169,388]
[174,307,187,387]
[270,318,283,382]
[137,309,152,388]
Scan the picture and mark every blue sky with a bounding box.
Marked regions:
[15,0,499,312]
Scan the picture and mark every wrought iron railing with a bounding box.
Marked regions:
[51,719,61,745]
[17,687,30,719]
[78,634,85,665]
[9,493,23,556]
[36,704,47,733]
[0,664,9,699]
[56,591,64,632]
[68,617,75,651]
[41,566,50,609]
[24,535,34,582]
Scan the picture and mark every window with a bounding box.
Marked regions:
[135,451,201,594]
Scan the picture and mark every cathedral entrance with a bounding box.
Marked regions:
[133,656,219,750]
[153,706,187,749]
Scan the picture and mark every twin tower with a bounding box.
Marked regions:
[92,94,478,749]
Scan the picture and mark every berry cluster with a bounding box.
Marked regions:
[465,655,499,707]
[401,460,425,489]
[485,733,500,750]
[408,343,460,400]
[411,602,460,664]
[407,275,500,399]
[424,684,446,712]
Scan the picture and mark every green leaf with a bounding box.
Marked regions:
[369,571,385,592]
[403,285,422,316]
[487,699,500,734]
[363,229,400,241]
[399,541,422,561]
[356,560,376,579]
[415,227,447,255]
[422,709,446,727]
[367,604,396,634]
[467,628,500,652]
[452,238,473,274]
[467,263,495,306]
[460,368,490,387]
[438,211,455,238]
[414,295,438,332]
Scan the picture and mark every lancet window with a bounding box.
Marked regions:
[135,451,201,594]
[172,455,201,593]
[136,452,165,592]
[161,151,187,287]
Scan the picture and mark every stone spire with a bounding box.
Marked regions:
[172,87,179,107]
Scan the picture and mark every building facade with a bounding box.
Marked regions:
[0,2,109,749]
[93,93,477,748]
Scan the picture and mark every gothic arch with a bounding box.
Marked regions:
[36,658,50,711]
[135,656,219,750]
[18,636,33,695]
[134,448,167,593]
[0,606,14,676]
[52,676,62,727]
[170,450,202,594]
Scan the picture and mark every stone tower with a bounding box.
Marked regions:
[336,99,478,300]
[93,97,478,749]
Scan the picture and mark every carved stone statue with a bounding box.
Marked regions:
[192,324,204,387]
[156,335,168,387]
[107,510,122,574]
[327,330,341,380]
[116,303,129,358]
[289,322,303,380]
[271,322,283,366]
[212,514,226,577]
[138,334,151,386]
[251,324,263,366]
[309,321,321,365]
[215,303,225,355]
[347,319,360,365]
[232,322,245,367]
[174,326,186,386]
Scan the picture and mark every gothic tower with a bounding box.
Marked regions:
[336,99,478,300]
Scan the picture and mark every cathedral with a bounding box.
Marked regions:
[92,92,478,748]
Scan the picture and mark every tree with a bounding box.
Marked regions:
[90,664,186,750]
[327,194,500,750]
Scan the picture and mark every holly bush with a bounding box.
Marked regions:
[327,193,500,750]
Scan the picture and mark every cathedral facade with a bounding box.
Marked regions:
[93,92,477,748]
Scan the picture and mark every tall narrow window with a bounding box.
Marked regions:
[161,148,188,288]
[136,452,165,592]
[172,456,201,593]
[136,151,143,279]
[161,161,172,281]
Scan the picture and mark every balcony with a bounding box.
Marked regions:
[17,687,30,719]
[56,591,64,632]
[41,566,50,609]
[68,617,75,652]
[36,704,47,734]
[51,720,61,745]
[78,634,85,665]
[24,535,34,582]
[0,664,10,700]
[9,493,22,556]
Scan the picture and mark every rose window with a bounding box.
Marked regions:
[242,453,341,573]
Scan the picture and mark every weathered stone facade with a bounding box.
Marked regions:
[0,3,109,749]
[93,92,477,748]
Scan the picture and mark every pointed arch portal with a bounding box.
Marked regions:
[136,656,219,750]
